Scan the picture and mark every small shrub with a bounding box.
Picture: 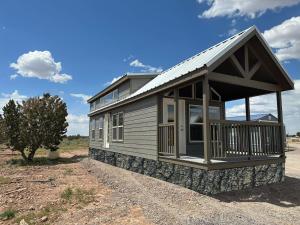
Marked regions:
[60,187,95,205]
[63,168,73,175]
[0,209,16,220]
[0,176,11,185]
[61,187,73,201]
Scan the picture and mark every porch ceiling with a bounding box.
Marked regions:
[209,80,272,101]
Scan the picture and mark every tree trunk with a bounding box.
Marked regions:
[20,150,28,161]
[27,149,36,162]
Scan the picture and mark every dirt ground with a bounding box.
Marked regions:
[0,144,300,225]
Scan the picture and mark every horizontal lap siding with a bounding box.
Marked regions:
[89,95,158,160]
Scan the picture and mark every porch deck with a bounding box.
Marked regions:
[158,119,284,168]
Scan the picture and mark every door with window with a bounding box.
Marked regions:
[188,104,221,156]
[163,98,186,155]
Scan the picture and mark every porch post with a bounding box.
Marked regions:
[245,97,250,121]
[245,97,251,159]
[203,75,211,163]
[276,91,285,157]
[174,88,179,158]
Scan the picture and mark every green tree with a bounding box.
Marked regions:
[2,94,68,162]
[41,93,68,152]
[297,132,300,137]
[20,96,44,161]
[2,100,26,158]
[0,114,7,144]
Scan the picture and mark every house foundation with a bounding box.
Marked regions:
[89,148,284,195]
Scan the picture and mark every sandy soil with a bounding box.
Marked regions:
[0,145,299,225]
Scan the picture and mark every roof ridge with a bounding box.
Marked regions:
[159,26,255,76]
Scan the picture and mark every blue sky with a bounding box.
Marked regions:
[1,0,300,135]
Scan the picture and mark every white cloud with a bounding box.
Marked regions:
[0,90,27,113]
[263,16,300,61]
[226,80,300,134]
[123,55,134,62]
[10,50,72,83]
[104,75,123,86]
[67,114,89,136]
[197,0,300,19]
[228,28,239,36]
[129,59,163,73]
[70,93,92,104]
[10,74,18,80]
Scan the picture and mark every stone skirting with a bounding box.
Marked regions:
[89,148,285,195]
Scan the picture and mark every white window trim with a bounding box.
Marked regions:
[99,117,104,141]
[189,104,204,143]
[112,112,124,142]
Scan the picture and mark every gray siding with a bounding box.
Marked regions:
[89,95,158,160]
[131,78,153,93]
[119,80,130,100]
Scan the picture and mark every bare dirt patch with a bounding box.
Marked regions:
[1,144,300,225]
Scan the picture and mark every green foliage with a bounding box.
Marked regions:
[0,176,11,185]
[0,114,7,144]
[2,94,68,161]
[41,93,68,152]
[61,187,73,200]
[2,100,26,155]
[60,187,95,205]
[297,132,300,137]
[0,209,16,220]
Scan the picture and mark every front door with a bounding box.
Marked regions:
[163,98,186,155]
[103,113,110,148]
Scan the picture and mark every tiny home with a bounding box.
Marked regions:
[88,26,294,194]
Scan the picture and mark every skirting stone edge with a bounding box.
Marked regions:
[89,148,285,195]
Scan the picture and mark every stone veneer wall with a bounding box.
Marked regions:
[89,148,284,195]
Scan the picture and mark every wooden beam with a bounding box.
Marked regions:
[203,76,211,164]
[230,55,246,77]
[276,91,285,156]
[245,97,250,121]
[174,88,179,158]
[208,72,281,92]
[245,45,249,74]
[247,61,261,79]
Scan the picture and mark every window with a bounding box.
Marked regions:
[90,102,95,111]
[189,105,221,142]
[167,105,174,123]
[112,89,119,101]
[195,81,203,99]
[189,105,203,142]
[112,112,124,141]
[209,106,220,120]
[91,119,96,140]
[99,117,104,140]
[179,85,193,98]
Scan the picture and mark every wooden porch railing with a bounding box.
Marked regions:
[209,120,282,159]
[158,123,175,155]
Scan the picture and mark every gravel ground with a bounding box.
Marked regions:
[81,147,300,225]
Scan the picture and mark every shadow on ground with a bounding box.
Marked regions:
[215,176,300,207]
[6,155,88,166]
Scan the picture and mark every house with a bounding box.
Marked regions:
[88,26,294,194]
[227,113,278,122]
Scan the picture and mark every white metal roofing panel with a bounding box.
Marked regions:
[90,26,256,114]
[131,26,255,97]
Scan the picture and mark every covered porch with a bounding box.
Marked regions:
[157,37,289,168]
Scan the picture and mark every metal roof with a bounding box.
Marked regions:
[132,26,255,97]
[89,25,293,115]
